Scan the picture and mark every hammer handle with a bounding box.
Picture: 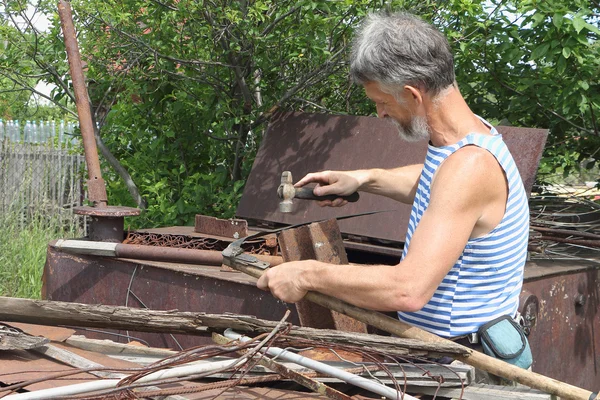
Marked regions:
[294,188,360,203]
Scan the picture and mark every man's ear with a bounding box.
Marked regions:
[404,85,423,106]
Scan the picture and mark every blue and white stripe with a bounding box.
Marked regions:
[397,122,529,338]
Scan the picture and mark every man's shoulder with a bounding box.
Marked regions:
[431,144,506,205]
[440,144,503,176]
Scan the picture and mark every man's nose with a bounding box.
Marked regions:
[376,105,388,119]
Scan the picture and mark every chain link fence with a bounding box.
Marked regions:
[0,119,87,230]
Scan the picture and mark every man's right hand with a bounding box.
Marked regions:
[294,170,367,207]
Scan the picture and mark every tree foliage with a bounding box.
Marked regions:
[1,0,598,228]
[446,0,599,180]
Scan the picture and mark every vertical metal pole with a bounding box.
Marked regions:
[57,0,107,207]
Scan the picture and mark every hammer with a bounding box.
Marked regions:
[277,171,360,213]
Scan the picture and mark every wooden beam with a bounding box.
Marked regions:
[0,296,465,358]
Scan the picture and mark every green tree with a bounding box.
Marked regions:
[1,0,597,229]
[65,0,423,226]
[446,0,599,181]
[0,2,73,120]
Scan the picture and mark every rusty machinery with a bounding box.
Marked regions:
[58,1,140,242]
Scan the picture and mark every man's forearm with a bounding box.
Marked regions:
[303,261,424,312]
[357,164,423,204]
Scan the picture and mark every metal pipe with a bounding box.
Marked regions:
[224,329,416,400]
[530,225,600,240]
[57,0,107,206]
[4,358,245,400]
[53,239,283,266]
[536,236,600,248]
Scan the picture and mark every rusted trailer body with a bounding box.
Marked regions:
[43,112,599,391]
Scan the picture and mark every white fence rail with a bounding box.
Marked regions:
[0,119,86,228]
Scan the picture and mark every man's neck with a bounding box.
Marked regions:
[424,88,492,147]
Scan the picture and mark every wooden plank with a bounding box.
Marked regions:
[0,297,467,358]
[65,335,178,357]
[33,344,124,379]
[412,383,556,400]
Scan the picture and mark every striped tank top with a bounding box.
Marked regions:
[398,124,529,338]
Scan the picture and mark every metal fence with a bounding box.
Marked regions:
[0,119,86,228]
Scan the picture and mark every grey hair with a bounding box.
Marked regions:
[350,11,455,97]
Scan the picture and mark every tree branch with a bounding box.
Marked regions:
[260,6,299,36]
[149,0,178,11]
[89,107,148,209]
[249,45,347,131]
[90,13,235,68]
[290,97,340,114]
[0,70,77,118]
[589,100,599,137]
[490,72,597,136]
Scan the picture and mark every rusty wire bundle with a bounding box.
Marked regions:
[528,191,600,261]
[123,231,279,256]
[0,312,467,400]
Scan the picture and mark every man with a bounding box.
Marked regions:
[257,11,529,341]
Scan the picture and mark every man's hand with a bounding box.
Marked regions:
[256,261,313,303]
[295,170,367,207]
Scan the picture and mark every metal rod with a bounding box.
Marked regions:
[53,239,283,267]
[531,225,600,240]
[3,358,246,400]
[57,0,107,206]
[535,236,600,248]
[213,332,352,400]
[225,330,416,400]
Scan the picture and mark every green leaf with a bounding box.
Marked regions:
[573,17,586,34]
[552,13,564,28]
[562,47,571,59]
[531,13,545,27]
[584,22,600,35]
[557,55,567,74]
[531,42,550,60]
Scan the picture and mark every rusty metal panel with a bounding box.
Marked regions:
[8,322,76,342]
[237,112,548,243]
[0,349,95,390]
[43,247,300,349]
[194,215,249,238]
[495,125,548,195]
[278,220,367,333]
[522,262,600,391]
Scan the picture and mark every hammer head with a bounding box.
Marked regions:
[277,171,295,213]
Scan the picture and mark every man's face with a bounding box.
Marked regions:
[363,81,430,142]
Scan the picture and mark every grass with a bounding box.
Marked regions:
[0,208,83,299]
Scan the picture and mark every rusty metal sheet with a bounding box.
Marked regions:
[0,349,95,390]
[195,215,249,238]
[5,322,75,342]
[43,247,300,349]
[236,112,548,243]
[521,263,600,391]
[278,219,367,333]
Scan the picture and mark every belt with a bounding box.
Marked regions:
[452,334,482,350]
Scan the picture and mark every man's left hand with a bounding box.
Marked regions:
[256,261,312,303]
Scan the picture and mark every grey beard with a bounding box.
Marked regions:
[392,115,431,142]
